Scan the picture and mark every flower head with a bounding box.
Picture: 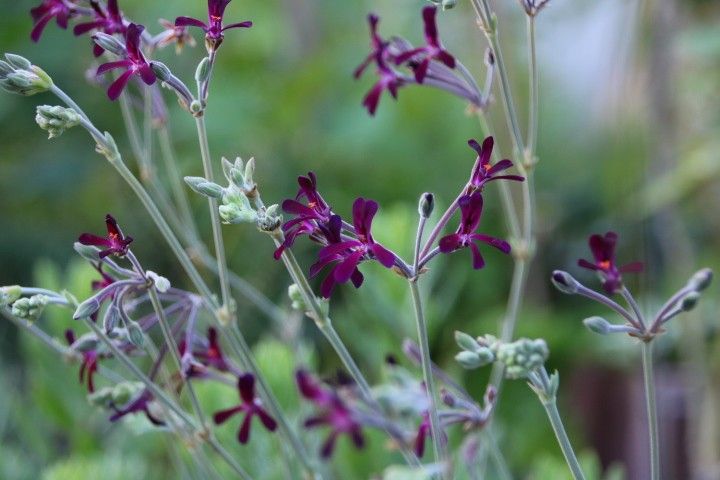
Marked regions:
[65,329,100,392]
[213,374,277,444]
[466,137,524,193]
[577,232,643,294]
[296,370,365,458]
[393,6,455,83]
[30,0,76,42]
[79,214,134,258]
[157,19,196,53]
[73,0,126,56]
[175,0,252,52]
[95,24,156,100]
[275,172,334,259]
[354,14,404,115]
[310,198,396,298]
[438,192,511,269]
[109,389,165,425]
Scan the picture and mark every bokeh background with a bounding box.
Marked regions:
[1,0,719,478]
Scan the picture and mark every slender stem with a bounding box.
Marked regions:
[194,115,234,318]
[158,126,197,232]
[409,280,446,475]
[621,286,646,329]
[526,16,539,155]
[419,192,463,260]
[642,341,660,480]
[1,308,78,359]
[542,400,587,480]
[414,215,428,275]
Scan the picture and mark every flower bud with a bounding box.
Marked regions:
[688,268,712,292]
[127,321,145,347]
[35,105,81,139]
[112,382,144,405]
[680,291,701,312]
[4,54,31,70]
[219,203,257,224]
[92,33,126,56]
[0,61,13,76]
[150,61,173,82]
[11,295,48,322]
[0,285,22,307]
[146,271,171,293]
[455,330,480,352]
[184,176,224,199]
[497,338,549,379]
[87,387,115,408]
[73,242,101,262]
[583,316,612,335]
[103,303,120,333]
[418,192,434,219]
[551,270,580,294]
[442,0,457,9]
[441,389,456,406]
[455,350,484,369]
[257,204,282,232]
[288,284,307,312]
[0,55,52,96]
[195,57,211,83]
[74,296,101,320]
[244,157,256,186]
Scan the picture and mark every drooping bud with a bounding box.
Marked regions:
[688,268,712,292]
[418,192,434,219]
[497,338,549,379]
[0,54,52,96]
[184,176,224,199]
[74,297,101,320]
[551,270,580,294]
[146,271,171,293]
[680,291,701,312]
[92,33,126,56]
[127,321,145,347]
[35,105,81,139]
[103,303,120,333]
[73,242,101,262]
[0,285,22,307]
[583,316,612,335]
[195,57,211,84]
[11,295,48,322]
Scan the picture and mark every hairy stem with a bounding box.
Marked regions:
[642,341,660,480]
[542,399,587,480]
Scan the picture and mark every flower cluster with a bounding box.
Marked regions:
[354,6,481,115]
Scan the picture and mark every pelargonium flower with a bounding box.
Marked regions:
[180,327,230,378]
[393,6,455,83]
[109,389,164,425]
[274,172,334,259]
[438,192,511,269]
[65,329,100,392]
[30,0,77,42]
[296,370,365,458]
[79,214,134,258]
[577,231,643,294]
[465,137,524,193]
[310,198,396,298]
[175,0,252,52]
[73,0,126,56]
[354,14,404,115]
[213,374,277,444]
[157,19,196,53]
[95,24,156,100]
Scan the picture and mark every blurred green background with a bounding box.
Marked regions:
[1,0,719,478]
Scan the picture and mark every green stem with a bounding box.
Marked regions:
[409,280,447,476]
[642,341,660,480]
[194,115,234,318]
[542,399,586,480]
[526,16,539,155]
[158,126,198,233]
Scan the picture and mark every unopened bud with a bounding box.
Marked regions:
[219,203,257,224]
[74,297,101,320]
[73,242,101,262]
[680,291,701,312]
[583,316,612,335]
[184,176,224,199]
[442,0,457,9]
[455,350,484,369]
[92,33,126,56]
[258,204,282,231]
[35,105,81,139]
[4,54,31,70]
[0,285,22,307]
[418,192,434,219]
[551,270,580,294]
[112,382,143,405]
[87,387,115,407]
[688,268,712,292]
[195,57,211,83]
[127,321,145,347]
[244,157,256,187]
[498,338,549,379]
[150,61,173,82]
[12,295,48,322]
[288,284,307,312]
[103,303,120,333]
[484,48,495,67]
[455,330,480,352]
[146,271,171,293]
[441,389,456,406]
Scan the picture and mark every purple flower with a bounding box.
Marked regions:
[577,232,643,294]
[393,6,455,83]
[213,374,278,444]
[275,172,334,259]
[73,0,126,56]
[310,198,396,298]
[110,389,165,425]
[180,327,230,378]
[438,192,511,269]
[95,24,157,101]
[354,14,405,116]
[65,329,99,392]
[78,214,134,258]
[30,0,76,42]
[175,0,252,51]
[413,411,431,458]
[465,137,524,193]
[296,370,365,458]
